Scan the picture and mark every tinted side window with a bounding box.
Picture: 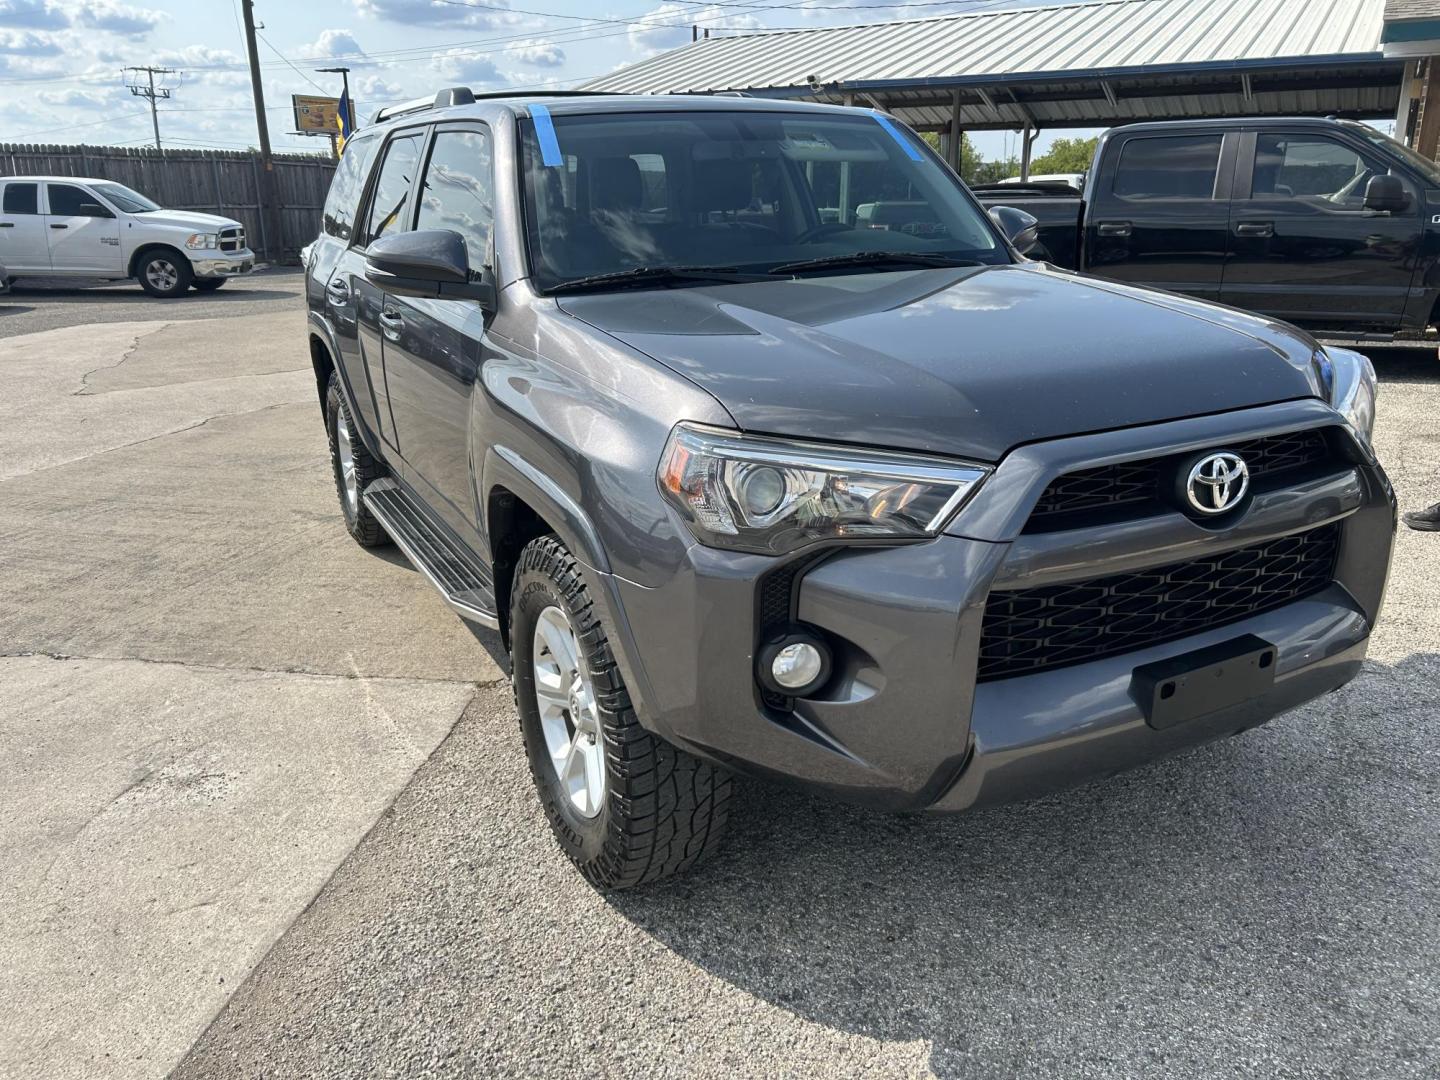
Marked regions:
[322,134,378,240]
[1250,134,1392,205]
[415,128,494,270]
[365,133,423,244]
[47,184,96,216]
[1112,135,1223,199]
[3,182,38,214]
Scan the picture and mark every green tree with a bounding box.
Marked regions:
[1030,136,1098,175]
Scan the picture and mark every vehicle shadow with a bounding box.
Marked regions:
[4,284,297,305]
[1364,346,1439,386]
[605,652,1439,1076]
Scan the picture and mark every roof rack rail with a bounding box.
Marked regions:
[372,88,629,124]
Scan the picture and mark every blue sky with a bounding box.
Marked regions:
[0,0,1095,158]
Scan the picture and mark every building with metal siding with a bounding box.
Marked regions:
[584,0,1408,154]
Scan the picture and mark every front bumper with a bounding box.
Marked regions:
[602,400,1396,812]
[190,249,255,277]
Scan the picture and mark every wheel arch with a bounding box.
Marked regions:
[127,242,189,280]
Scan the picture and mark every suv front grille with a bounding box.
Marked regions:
[1026,429,1332,532]
[977,524,1341,681]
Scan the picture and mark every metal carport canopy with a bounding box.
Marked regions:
[582,0,1403,131]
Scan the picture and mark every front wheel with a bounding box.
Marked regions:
[136,249,193,298]
[192,277,227,292]
[511,535,733,889]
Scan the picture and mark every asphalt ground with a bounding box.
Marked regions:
[1,277,1436,1079]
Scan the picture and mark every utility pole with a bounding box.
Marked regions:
[125,66,176,150]
[240,0,281,262]
[317,66,352,160]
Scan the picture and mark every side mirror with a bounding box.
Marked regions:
[364,229,496,309]
[79,203,113,218]
[988,205,1041,256]
[1363,174,1409,214]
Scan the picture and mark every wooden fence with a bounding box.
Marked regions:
[0,143,337,263]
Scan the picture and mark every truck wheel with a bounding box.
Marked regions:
[136,248,193,298]
[325,372,388,547]
[192,278,227,292]
[510,535,732,889]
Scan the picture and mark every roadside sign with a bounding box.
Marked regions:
[292,95,355,135]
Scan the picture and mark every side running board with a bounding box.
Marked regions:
[362,478,500,629]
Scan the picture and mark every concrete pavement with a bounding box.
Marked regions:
[1,282,502,1078]
[1,279,1436,1079]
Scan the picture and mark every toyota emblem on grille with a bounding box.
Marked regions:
[1186,451,1249,515]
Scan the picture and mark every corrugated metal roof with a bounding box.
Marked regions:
[585,0,1389,96]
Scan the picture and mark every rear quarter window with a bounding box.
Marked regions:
[1111,134,1223,200]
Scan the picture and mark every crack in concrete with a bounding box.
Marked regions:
[0,649,504,688]
[0,400,305,485]
[77,364,312,398]
[71,323,172,396]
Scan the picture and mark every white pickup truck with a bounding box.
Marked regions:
[0,175,255,297]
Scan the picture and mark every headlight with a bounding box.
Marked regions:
[1316,347,1378,448]
[185,233,219,250]
[658,422,990,556]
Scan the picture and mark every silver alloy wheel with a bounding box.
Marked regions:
[335,406,359,517]
[145,257,179,292]
[532,604,606,818]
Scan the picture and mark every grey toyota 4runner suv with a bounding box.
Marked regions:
[305,89,1394,888]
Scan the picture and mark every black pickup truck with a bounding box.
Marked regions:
[973,117,1440,340]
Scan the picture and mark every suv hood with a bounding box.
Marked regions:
[137,210,241,232]
[557,263,1324,462]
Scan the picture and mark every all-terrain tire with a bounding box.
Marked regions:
[135,247,193,298]
[324,372,389,547]
[511,535,733,889]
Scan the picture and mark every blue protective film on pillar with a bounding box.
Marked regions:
[530,104,563,166]
[872,112,924,161]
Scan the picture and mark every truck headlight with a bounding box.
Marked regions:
[185,233,219,250]
[1316,347,1378,449]
[658,422,989,556]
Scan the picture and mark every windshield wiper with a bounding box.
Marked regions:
[547,265,769,295]
[769,251,983,275]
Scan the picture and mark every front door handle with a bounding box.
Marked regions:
[49,223,68,230]
[0,222,13,228]
[1235,221,1274,238]
[1095,221,1131,238]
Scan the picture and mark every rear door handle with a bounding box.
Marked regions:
[325,279,350,304]
[1235,221,1274,238]
[379,309,405,339]
[0,222,13,228]
[49,223,68,230]
[1096,221,1131,238]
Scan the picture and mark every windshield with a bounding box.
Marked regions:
[519,109,1007,291]
[1351,124,1440,187]
[91,182,161,213]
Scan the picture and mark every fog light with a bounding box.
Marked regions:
[772,642,822,689]
[758,632,832,697]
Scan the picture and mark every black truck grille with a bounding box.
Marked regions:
[1026,429,1332,531]
[219,226,245,252]
[977,525,1341,681]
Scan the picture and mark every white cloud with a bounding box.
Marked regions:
[302,28,367,62]
[627,4,762,58]
[506,38,564,68]
[0,29,61,55]
[430,47,502,86]
[0,0,69,30]
[74,0,164,35]
[354,0,522,31]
